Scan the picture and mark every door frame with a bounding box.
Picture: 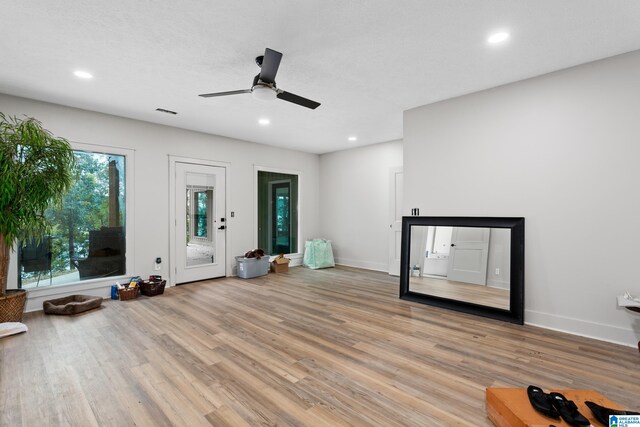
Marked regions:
[267,179,293,255]
[388,166,403,276]
[254,165,303,258]
[169,156,231,287]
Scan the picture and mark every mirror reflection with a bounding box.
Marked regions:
[408,226,510,310]
[186,184,215,267]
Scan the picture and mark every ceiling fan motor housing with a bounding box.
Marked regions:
[252,84,277,101]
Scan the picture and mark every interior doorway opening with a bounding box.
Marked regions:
[257,170,299,255]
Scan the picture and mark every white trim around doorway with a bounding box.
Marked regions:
[253,165,304,263]
[168,156,232,287]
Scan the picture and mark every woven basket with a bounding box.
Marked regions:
[139,279,166,297]
[118,286,139,301]
[0,289,27,322]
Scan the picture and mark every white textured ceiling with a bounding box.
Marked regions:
[1,1,640,154]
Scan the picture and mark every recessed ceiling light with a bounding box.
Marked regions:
[73,70,93,79]
[258,118,270,125]
[348,136,357,142]
[487,31,509,44]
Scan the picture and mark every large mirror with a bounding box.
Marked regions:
[400,217,524,324]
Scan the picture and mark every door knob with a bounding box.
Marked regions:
[450,243,456,247]
[218,225,226,230]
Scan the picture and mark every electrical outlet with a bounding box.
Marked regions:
[495,268,500,275]
[154,257,162,271]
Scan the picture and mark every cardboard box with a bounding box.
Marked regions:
[486,388,623,427]
[271,254,290,273]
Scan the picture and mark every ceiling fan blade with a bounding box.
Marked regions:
[199,89,251,98]
[277,91,321,109]
[258,48,283,84]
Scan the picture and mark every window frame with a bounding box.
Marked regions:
[254,166,303,258]
[13,141,135,295]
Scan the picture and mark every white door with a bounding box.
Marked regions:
[388,167,403,276]
[446,227,490,285]
[175,162,226,283]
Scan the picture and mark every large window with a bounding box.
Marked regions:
[18,150,126,288]
[257,170,299,255]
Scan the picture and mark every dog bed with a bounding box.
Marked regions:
[43,295,103,315]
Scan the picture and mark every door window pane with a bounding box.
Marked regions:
[195,191,209,237]
[257,171,298,255]
[18,150,126,288]
[186,182,215,267]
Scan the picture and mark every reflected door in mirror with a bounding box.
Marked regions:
[408,226,510,310]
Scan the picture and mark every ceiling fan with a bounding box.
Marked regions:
[199,48,321,110]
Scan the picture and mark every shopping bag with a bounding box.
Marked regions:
[303,239,335,269]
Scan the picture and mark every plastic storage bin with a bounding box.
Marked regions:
[236,256,270,278]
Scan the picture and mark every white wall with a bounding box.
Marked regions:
[404,50,640,347]
[487,228,510,290]
[1,94,321,310]
[319,141,402,271]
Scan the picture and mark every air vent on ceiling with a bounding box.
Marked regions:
[156,108,177,115]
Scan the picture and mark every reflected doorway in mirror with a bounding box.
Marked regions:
[409,225,511,310]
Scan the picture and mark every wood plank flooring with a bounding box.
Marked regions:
[409,276,510,310]
[1,266,638,426]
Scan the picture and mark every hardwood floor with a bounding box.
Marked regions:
[409,276,510,310]
[1,266,638,426]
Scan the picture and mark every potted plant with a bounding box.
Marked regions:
[0,113,75,322]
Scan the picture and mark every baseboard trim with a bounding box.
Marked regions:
[333,262,639,349]
[487,279,509,290]
[22,262,637,349]
[334,257,388,272]
[288,254,303,267]
[525,309,638,348]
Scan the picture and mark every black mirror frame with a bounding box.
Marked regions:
[399,216,525,324]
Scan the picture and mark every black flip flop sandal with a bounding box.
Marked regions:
[585,401,640,426]
[549,392,590,426]
[527,385,560,419]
